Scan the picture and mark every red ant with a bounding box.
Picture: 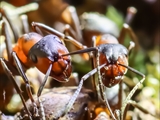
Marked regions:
[0,8,87,119]
[58,7,159,120]
[61,34,145,120]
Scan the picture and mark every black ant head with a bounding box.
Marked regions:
[99,44,128,64]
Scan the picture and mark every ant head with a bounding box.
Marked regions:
[98,44,129,87]
[28,35,72,82]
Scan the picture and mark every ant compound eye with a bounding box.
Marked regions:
[30,54,37,63]
[54,55,59,61]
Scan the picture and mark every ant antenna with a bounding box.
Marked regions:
[118,63,145,120]
[62,47,97,56]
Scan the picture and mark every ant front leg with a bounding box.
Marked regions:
[0,58,32,120]
[11,52,39,117]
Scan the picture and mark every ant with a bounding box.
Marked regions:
[61,34,145,120]
[0,7,88,119]
[60,7,158,120]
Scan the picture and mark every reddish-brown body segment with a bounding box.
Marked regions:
[99,53,128,87]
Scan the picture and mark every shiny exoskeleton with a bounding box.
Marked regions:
[13,32,72,82]
[0,17,85,119]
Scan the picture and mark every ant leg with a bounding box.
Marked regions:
[38,98,45,120]
[1,21,12,61]
[118,23,140,50]
[63,24,77,40]
[20,14,29,33]
[31,22,64,37]
[31,22,87,49]
[117,8,137,111]
[63,24,89,60]
[127,100,159,118]
[118,64,145,120]
[36,63,52,120]
[114,110,121,120]
[128,41,135,55]
[125,7,137,25]
[61,64,106,118]
[118,6,137,48]
[90,36,99,100]
[37,63,52,97]
[95,49,116,120]
[0,8,19,42]
[66,6,83,42]
[0,58,32,120]
[12,52,39,117]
